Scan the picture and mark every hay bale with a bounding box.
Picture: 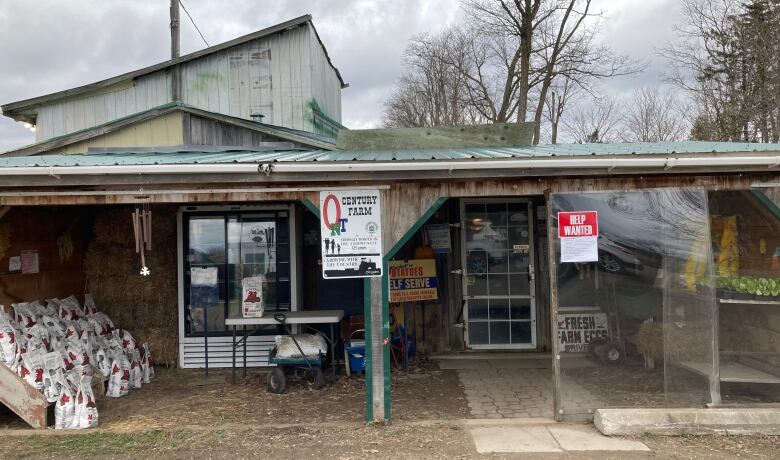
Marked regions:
[84,205,179,366]
[636,319,715,364]
[132,327,178,366]
[637,320,664,361]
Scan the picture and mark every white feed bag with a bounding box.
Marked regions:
[274,334,328,358]
[0,310,20,368]
[54,374,75,430]
[241,276,265,318]
[74,375,99,429]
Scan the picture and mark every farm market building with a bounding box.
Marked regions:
[0,15,778,428]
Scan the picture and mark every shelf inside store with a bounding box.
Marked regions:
[718,298,780,306]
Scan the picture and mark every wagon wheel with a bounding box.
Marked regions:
[303,367,325,390]
[600,343,624,365]
[267,367,287,394]
[587,338,607,360]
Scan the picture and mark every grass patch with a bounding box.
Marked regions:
[1,429,193,459]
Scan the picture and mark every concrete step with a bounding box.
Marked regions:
[595,408,780,435]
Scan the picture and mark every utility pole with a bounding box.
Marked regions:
[170,0,181,101]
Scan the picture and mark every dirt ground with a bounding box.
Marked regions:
[0,359,468,431]
[563,365,716,409]
[1,360,777,459]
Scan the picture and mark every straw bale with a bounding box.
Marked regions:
[132,327,178,366]
[636,319,714,364]
[84,205,178,366]
[636,320,664,361]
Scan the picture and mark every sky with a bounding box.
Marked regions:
[0,0,682,151]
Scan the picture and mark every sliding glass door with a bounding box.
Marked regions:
[184,210,291,337]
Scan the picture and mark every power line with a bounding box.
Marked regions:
[179,0,210,48]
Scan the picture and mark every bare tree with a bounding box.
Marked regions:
[543,76,577,144]
[385,0,641,142]
[621,87,689,142]
[561,95,623,143]
[383,29,477,127]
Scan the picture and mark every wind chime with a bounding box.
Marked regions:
[132,203,153,276]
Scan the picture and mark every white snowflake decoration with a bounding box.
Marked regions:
[140,266,151,276]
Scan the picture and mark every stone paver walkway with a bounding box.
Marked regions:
[458,367,555,418]
[439,356,603,419]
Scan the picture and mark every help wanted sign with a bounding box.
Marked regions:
[558,211,598,263]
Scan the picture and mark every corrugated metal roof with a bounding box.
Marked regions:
[1,142,780,168]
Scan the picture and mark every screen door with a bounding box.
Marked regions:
[461,199,536,348]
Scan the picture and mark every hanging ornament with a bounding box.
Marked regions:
[132,200,153,277]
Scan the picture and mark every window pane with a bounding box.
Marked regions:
[510,322,532,344]
[509,251,530,272]
[508,203,529,225]
[488,251,509,274]
[488,273,509,296]
[486,203,508,227]
[467,275,487,296]
[489,299,510,320]
[189,218,225,265]
[469,322,489,345]
[469,299,489,320]
[508,274,530,296]
[508,226,530,245]
[490,321,510,344]
[466,251,488,275]
[510,299,532,319]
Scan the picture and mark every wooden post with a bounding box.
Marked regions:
[368,276,386,421]
[545,190,563,421]
[170,0,182,102]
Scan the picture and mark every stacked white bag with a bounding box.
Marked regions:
[0,294,154,429]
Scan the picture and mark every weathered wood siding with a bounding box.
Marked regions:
[34,24,342,141]
[62,112,184,153]
[36,75,171,142]
[308,23,342,129]
[183,113,300,149]
[0,207,91,309]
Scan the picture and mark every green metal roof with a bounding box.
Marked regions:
[1,142,780,168]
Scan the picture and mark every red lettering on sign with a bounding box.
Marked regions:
[322,194,341,230]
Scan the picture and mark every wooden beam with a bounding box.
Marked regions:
[336,122,534,150]
[0,362,49,429]
[0,206,9,220]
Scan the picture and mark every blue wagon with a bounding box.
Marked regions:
[266,313,326,394]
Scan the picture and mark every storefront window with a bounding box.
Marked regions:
[708,189,780,403]
[551,189,717,420]
[184,210,291,337]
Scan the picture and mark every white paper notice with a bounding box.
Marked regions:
[560,236,598,263]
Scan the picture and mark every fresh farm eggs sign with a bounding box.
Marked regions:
[320,190,383,279]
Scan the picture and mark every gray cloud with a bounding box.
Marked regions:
[0,0,679,151]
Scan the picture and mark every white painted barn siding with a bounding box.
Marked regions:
[34,23,342,141]
[309,23,342,124]
[35,75,171,142]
